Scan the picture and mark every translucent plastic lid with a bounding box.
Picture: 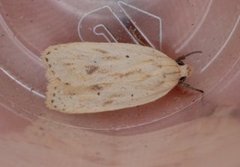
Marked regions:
[1,0,240,131]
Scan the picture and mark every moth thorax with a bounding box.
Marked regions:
[179,64,191,78]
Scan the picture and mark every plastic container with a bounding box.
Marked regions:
[1,0,240,166]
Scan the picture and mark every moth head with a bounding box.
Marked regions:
[175,51,202,79]
[179,64,191,79]
[178,64,204,93]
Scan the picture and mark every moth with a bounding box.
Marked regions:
[42,42,203,114]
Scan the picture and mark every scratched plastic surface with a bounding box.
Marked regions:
[1,0,240,166]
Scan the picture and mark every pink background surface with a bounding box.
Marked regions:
[1,0,240,166]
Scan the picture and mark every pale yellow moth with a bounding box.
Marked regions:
[42,42,202,114]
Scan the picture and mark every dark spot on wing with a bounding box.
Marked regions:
[112,69,142,78]
[102,56,119,60]
[85,65,99,75]
[91,84,103,91]
[158,81,165,85]
[94,48,108,54]
[67,91,77,96]
[163,73,166,78]
[63,62,73,66]
[103,100,113,106]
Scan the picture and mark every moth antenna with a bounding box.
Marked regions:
[176,51,202,65]
[179,82,204,93]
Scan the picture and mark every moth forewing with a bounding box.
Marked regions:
[42,42,190,114]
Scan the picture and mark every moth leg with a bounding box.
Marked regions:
[176,51,202,65]
[179,82,204,93]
